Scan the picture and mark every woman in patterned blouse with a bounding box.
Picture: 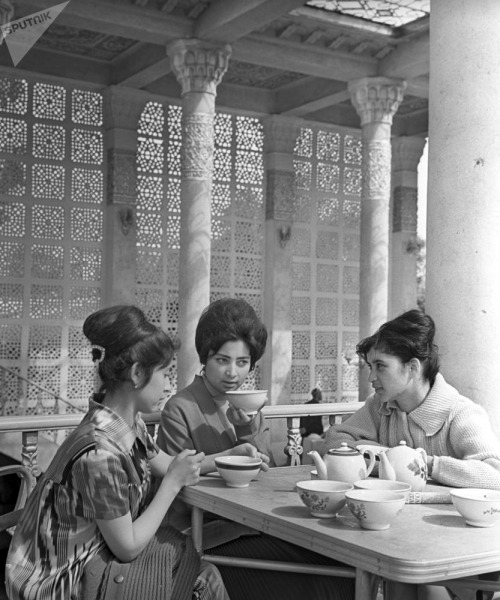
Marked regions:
[6,305,229,600]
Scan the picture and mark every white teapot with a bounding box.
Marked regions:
[378,441,428,491]
[308,443,376,484]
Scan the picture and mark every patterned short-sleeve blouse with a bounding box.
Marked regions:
[6,399,159,600]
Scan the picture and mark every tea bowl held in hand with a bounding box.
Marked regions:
[225,390,268,415]
[215,456,263,488]
[296,480,353,518]
[354,479,411,501]
[450,488,500,528]
[345,489,406,530]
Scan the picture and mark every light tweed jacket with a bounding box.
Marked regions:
[325,373,500,489]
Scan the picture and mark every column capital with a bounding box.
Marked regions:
[167,38,231,96]
[348,77,406,126]
[392,135,427,172]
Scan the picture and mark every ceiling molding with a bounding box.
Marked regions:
[194,0,309,43]
[379,32,429,79]
[281,89,351,116]
[232,34,378,81]
[13,0,192,44]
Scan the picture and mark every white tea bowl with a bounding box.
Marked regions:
[450,488,500,528]
[225,390,268,414]
[345,489,406,530]
[296,480,353,518]
[354,479,411,501]
[214,456,262,488]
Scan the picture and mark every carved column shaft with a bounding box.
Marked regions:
[390,136,426,317]
[262,115,301,405]
[168,39,231,389]
[349,77,406,400]
[103,88,144,306]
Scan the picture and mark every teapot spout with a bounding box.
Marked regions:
[307,451,327,480]
[378,451,396,481]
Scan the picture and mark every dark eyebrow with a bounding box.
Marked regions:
[367,358,386,367]
[214,352,250,360]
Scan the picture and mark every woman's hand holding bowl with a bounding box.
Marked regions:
[226,405,258,426]
[230,442,271,472]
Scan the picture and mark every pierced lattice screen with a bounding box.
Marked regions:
[135,104,265,396]
[0,74,104,423]
[291,127,361,404]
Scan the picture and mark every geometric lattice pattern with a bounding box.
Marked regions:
[291,126,362,403]
[135,103,265,394]
[0,73,103,417]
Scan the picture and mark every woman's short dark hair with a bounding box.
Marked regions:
[195,298,267,370]
[356,309,440,385]
[83,305,178,393]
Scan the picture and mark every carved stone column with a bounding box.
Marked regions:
[168,39,231,389]
[103,87,143,305]
[262,115,302,464]
[348,77,406,400]
[390,136,426,317]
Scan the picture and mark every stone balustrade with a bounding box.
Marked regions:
[0,402,363,488]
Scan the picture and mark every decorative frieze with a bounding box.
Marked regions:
[107,149,137,205]
[167,39,231,96]
[362,139,392,199]
[182,112,214,180]
[349,77,406,126]
[265,170,294,220]
[393,185,418,233]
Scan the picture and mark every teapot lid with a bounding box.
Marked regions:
[326,442,360,456]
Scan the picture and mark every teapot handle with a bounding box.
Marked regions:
[416,447,428,461]
[364,449,376,477]
[416,447,429,477]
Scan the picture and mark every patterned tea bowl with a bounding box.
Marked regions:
[345,489,406,530]
[353,479,411,501]
[450,488,500,527]
[296,480,353,518]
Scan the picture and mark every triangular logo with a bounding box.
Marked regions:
[1,1,70,67]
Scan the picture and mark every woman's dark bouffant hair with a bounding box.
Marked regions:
[195,298,267,370]
[83,305,178,394]
[356,309,440,385]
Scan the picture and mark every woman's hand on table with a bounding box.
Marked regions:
[229,443,271,472]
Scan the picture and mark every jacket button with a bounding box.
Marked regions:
[114,575,125,583]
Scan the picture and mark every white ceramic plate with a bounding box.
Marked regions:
[356,444,390,457]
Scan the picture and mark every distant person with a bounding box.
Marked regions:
[300,387,324,438]
[6,305,228,600]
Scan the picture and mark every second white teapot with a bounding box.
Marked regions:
[378,441,428,491]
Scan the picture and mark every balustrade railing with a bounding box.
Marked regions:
[0,402,363,488]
